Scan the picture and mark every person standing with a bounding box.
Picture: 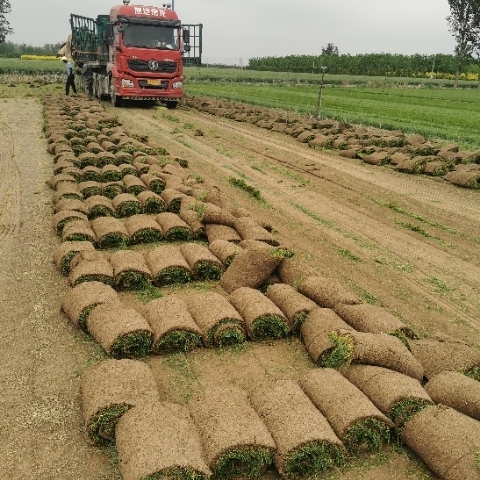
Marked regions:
[61,56,76,95]
[78,61,94,100]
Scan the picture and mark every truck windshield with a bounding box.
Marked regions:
[122,25,178,50]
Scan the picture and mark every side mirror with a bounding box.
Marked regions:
[183,44,191,53]
[183,28,190,44]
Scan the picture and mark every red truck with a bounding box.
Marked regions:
[69,0,202,108]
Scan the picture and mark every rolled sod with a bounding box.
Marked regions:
[265,283,317,333]
[142,296,202,353]
[205,224,242,244]
[219,247,286,294]
[334,303,417,342]
[79,180,102,198]
[91,216,130,249]
[189,385,276,480]
[299,308,354,367]
[140,173,166,194]
[86,141,103,154]
[229,287,290,340]
[81,359,160,446]
[133,161,150,175]
[119,163,138,177]
[61,281,119,331]
[233,217,279,246]
[178,207,207,239]
[78,151,98,168]
[401,405,480,480]
[186,291,246,347]
[47,173,77,190]
[84,195,115,220]
[101,164,123,182]
[52,209,89,235]
[445,169,480,189]
[86,302,153,358]
[146,245,192,286]
[155,212,193,242]
[425,371,480,421]
[277,257,319,287]
[68,250,114,287]
[298,275,362,309]
[53,240,95,275]
[102,181,126,199]
[114,150,134,165]
[110,250,152,290]
[116,401,212,480]
[189,201,236,227]
[52,182,83,203]
[409,338,480,380]
[61,219,96,243]
[123,174,147,195]
[180,243,224,280]
[100,140,118,154]
[81,165,102,182]
[137,190,166,214]
[59,166,82,181]
[160,188,187,214]
[249,380,345,479]
[208,240,242,268]
[54,198,87,215]
[112,193,142,218]
[124,214,164,244]
[344,365,433,432]
[96,151,117,168]
[299,369,393,452]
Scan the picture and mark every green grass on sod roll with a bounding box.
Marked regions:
[155,330,202,354]
[116,201,142,217]
[87,206,114,220]
[207,319,246,347]
[213,447,273,480]
[143,197,166,214]
[387,330,411,349]
[97,233,129,249]
[194,262,223,281]
[88,403,131,446]
[64,233,96,243]
[74,275,114,287]
[78,304,100,332]
[343,418,391,452]
[60,251,79,275]
[110,331,152,359]
[103,184,125,199]
[82,186,102,198]
[283,441,345,479]
[143,467,209,480]
[319,332,354,369]
[102,171,123,182]
[168,199,182,214]
[165,227,193,242]
[154,267,192,286]
[149,179,165,194]
[126,185,147,196]
[251,315,290,340]
[130,229,164,244]
[390,398,433,432]
[59,193,83,201]
[115,271,151,290]
[465,366,480,381]
[82,171,102,182]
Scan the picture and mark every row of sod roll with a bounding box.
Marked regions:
[43,95,480,479]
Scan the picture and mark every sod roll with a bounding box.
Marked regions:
[186,291,246,347]
[189,385,276,480]
[84,195,115,219]
[146,245,192,286]
[409,338,480,380]
[52,240,95,275]
[233,217,279,246]
[424,371,480,421]
[445,170,480,189]
[124,214,164,244]
[142,296,202,354]
[299,308,354,366]
[86,302,153,358]
[298,276,362,309]
[265,283,317,333]
[249,380,345,479]
[208,240,242,267]
[229,287,290,340]
[110,250,152,290]
[160,188,187,214]
[61,281,120,331]
[139,173,166,194]
[112,193,142,217]
[155,212,193,242]
[52,210,88,236]
[123,174,147,195]
[52,183,83,204]
[205,224,242,244]
[277,257,318,287]
[180,242,224,280]
[401,405,480,480]
[116,401,212,480]
[91,216,130,249]
[102,181,126,199]
[79,180,102,198]
[137,190,166,214]
[178,207,206,239]
[220,247,285,294]
[299,369,393,452]
[81,359,159,446]
[68,250,114,287]
[189,201,236,227]
[344,364,433,432]
[54,198,87,215]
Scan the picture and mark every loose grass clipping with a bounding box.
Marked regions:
[142,296,202,354]
[110,250,152,290]
[344,364,433,433]
[401,405,480,480]
[146,245,192,286]
[299,369,393,453]
[265,283,317,333]
[137,190,166,214]
[180,243,224,281]
[53,240,96,275]
[249,380,345,479]
[91,216,130,249]
[68,250,114,287]
[81,359,159,446]
[86,302,153,358]
[189,385,276,480]
[116,401,212,480]
[156,212,193,242]
[425,371,480,421]
[229,287,290,340]
[186,291,246,347]
[124,214,164,244]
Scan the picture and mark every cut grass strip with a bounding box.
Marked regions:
[154,266,192,286]
[228,177,264,202]
[343,418,391,452]
[155,330,202,354]
[390,398,433,432]
[110,331,153,359]
[115,271,151,291]
[213,447,273,480]
[319,332,354,369]
[251,315,291,340]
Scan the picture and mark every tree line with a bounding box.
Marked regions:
[0,41,63,58]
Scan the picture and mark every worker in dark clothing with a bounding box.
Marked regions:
[61,56,76,95]
[78,61,94,100]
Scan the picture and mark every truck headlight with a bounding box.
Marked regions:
[172,81,183,89]
[121,79,135,88]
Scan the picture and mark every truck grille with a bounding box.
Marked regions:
[127,60,177,73]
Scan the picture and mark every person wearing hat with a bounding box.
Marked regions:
[61,56,77,95]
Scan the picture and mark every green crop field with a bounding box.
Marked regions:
[0,57,64,74]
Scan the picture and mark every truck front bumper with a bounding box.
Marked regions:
[114,76,183,101]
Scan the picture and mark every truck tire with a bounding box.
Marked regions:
[111,88,122,107]
[165,101,178,110]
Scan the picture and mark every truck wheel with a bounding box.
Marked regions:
[111,89,122,107]
[165,101,178,110]
[93,78,98,99]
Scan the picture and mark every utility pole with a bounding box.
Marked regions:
[313,66,327,119]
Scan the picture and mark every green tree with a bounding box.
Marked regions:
[321,43,339,56]
[447,0,480,87]
[0,0,13,43]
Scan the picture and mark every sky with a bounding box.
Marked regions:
[7,0,457,64]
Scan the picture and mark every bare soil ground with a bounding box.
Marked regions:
[2,94,480,479]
